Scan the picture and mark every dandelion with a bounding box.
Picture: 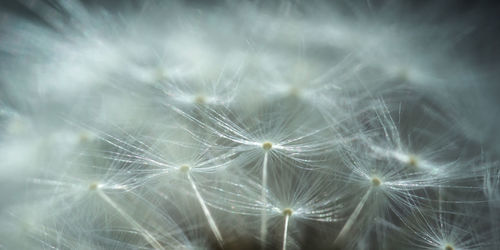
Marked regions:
[170,102,344,244]
[156,69,242,108]
[359,100,485,186]
[0,0,499,249]
[89,123,234,248]
[205,168,349,249]
[16,158,167,249]
[329,146,441,248]
[396,201,497,250]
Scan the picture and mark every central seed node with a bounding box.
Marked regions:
[194,95,205,104]
[408,154,418,167]
[444,244,454,250]
[371,177,381,187]
[262,142,273,151]
[179,165,190,173]
[89,182,99,190]
[289,87,300,97]
[282,208,293,216]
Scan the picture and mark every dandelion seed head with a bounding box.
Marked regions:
[0,1,496,249]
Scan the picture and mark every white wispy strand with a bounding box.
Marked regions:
[260,151,269,246]
[186,172,224,248]
[333,186,373,247]
[95,188,165,250]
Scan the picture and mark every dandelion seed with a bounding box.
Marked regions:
[90,125,229,247]
[396,200,497,250]
[205,168,348,247]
